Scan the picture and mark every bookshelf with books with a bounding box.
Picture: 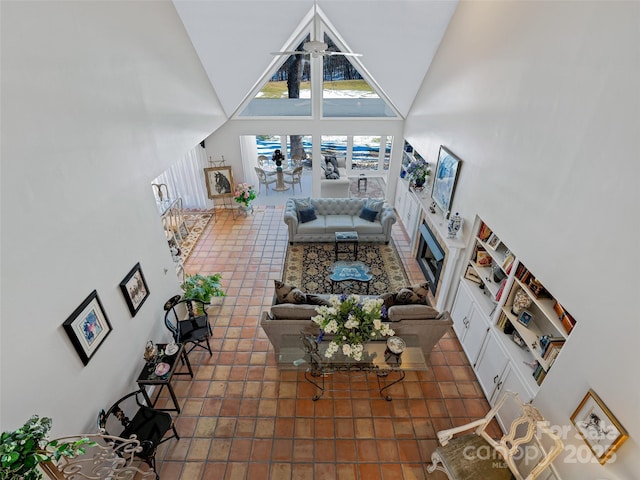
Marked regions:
[453,217,579,408]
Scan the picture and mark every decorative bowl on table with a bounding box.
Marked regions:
[386,336,406,354]
[154,362,170,376]
[165,342,179,356]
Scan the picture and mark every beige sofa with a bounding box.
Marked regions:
[261,293,453,367]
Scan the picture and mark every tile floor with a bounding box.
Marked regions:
[156,205,494,479]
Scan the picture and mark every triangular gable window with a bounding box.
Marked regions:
[237,13,397,119]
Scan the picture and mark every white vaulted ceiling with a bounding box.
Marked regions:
[172,0,458,118]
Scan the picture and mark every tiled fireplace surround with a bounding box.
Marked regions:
[154,205,494,480]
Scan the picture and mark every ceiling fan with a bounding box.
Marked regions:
[271,1,362,58]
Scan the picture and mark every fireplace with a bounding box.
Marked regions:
[417,221,445,295]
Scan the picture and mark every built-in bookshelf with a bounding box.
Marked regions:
[452,218,578,407]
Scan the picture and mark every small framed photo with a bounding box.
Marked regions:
[571,389,628,464]
[464,265,482,284]
[119,262,150,316]
[63,290,112,365]
[486,233,500,250]
[476,250,492,267]
[518,310,534,327]
[204,166,234,199]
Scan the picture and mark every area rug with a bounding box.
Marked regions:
[283,241,410,295]
[179,212,213,262]
[348,176,386,199]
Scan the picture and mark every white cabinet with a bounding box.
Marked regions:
[451,281,491,365]
[394,178,420,242]
[474,331,509,401]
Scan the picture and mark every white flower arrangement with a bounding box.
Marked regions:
[311,294,394,361]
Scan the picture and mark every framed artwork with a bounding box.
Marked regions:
[464,265,482,284]
[571,389,628,464]
[431,145,462,214]
[63,290,112,365]
[486,233,500,250]
[204,166,234,199]
[119,262,150,316]
[518,310,534,327]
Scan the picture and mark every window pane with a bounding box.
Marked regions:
[383,136,393,171]
[240,36,312,117]
[322,34,396,118]
[352,136,381,171]
[321,135,347,166]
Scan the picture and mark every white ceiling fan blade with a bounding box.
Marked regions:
[270,51,310,56]
[325,51,363,57]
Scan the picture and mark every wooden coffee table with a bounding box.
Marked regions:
[329,261,372,294]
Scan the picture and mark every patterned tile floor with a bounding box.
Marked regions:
[156,205,493,479]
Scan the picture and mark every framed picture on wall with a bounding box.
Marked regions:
[204,166,234,199]
[119,262,150,316]
[570,389,628,464]
[63,290,112,365]
[431,146,462,214]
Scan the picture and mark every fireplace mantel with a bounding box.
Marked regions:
[412,189,467,312]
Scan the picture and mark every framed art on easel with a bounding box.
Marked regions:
[204,166,234,199]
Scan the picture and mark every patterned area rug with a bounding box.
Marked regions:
[283,241,410,295]
[348,176,386,199]
[179,213,213,262]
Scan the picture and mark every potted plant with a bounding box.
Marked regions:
[405,158,431,188]
[0,415,93,480]
[181,273,226,307]
[233,183,257,213]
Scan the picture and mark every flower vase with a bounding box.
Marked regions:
[413,178,425,189]
[238,202,253,216]
[447,212,463,238]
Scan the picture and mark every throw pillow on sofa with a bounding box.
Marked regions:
[359,198,384,221]
[395,281,431,305]
[299,207,317,223]
[292,197,313,220]
[359,207,378,222]
[274,280,306,304]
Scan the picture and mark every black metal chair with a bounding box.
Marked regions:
[164,295,213,356]
[98,388,179,478]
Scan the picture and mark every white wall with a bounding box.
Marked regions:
[0,1,225,435]
[405,1,639,478]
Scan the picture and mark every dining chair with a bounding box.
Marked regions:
[283,165,304,193]
[164,296,212,356]
[98,388,179,479]
[255,166,277,195]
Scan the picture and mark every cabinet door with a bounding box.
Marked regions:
[451,282,474,340]
[464,307,490,367]
[492,365,534,429]
[475,332,509,401]
[404,196,420,241]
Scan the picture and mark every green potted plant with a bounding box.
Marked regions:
[0,415,93,480]
[181,273,226,306]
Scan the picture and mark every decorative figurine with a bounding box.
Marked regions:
[447,212,462,238]
[144,341,158,363]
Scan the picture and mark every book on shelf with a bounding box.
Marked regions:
[464,265,483,284]
[540,337,565,357]
[497,311,508,330]
[495,279,507,302]
[534,364,547,385]
[553,301,577,334]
